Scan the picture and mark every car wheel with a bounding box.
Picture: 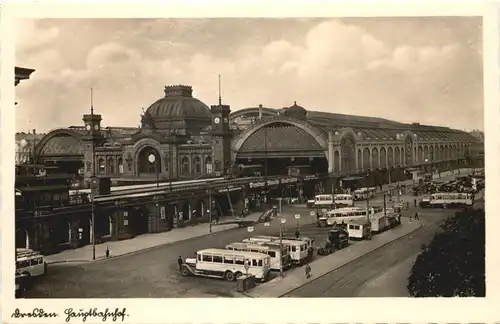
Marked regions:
[225,271,235,281]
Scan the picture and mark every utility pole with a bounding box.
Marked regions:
[279,218,284,278]
[208,188,212,234]
[90,88,96,261]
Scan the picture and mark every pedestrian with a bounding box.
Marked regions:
[177,256,184,273]
[414,212,419,220]
[305,263,312,278]
[414,199,417,208]
[295,228,300,239]
[105,246,110,258]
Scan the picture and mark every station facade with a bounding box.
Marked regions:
[18,84,480,254]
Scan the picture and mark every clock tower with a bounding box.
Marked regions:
[210,103,232,174]
[82,92,105,180]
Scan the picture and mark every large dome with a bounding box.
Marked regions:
[146,85,212,120]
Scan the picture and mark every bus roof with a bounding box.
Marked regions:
[197,248,269,258]
[226,242,279,250]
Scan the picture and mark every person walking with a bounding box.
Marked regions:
[414,212,420,220]
[295,228,301,239]
[305,263,312,279]
[177,256,184,273]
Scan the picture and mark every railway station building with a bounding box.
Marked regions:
[18,84,481,254]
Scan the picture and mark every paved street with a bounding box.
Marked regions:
[24,208,314,298]
[23,170,477,298]
[283,198,484,298]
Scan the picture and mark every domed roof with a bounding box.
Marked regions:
[146,85,212,120]
[283,101,307,120]
[288,101,307,113]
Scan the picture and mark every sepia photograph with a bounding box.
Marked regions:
[11,16,487,301]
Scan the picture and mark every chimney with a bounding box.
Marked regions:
[33,129,36,134]
[258,104,263,120]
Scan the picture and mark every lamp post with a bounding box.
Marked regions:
[208,188,212,234]
[91,194,96,260]
[149,153,159,188]
[279,217,285,278]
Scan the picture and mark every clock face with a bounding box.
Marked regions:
[214,117,220,124]
[94,124,99,131]
[85,124,91,131]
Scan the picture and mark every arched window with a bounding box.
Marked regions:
[205,156,213,174]
[118,157,124,175]
[181,157,190,174]
[98,158,105,174]
[107,157,115,174]
[194,156,202,174]
[137,147,161,174]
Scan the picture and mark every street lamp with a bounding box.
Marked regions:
[148,153,159,188]
[91,194,96,260]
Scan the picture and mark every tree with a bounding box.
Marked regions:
[407,209,485,297]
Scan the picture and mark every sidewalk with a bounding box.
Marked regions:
[243,219,424,298]
[46,212,263,264]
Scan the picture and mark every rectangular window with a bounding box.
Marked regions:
[234,257,245,265]
[223,255,234,264]
[291,246,296,252]
[268,251,276,258]
[197,254,201,261]
[202,254,213,262]
[212,255,223,263]
[258,260,263,267]
[252,259,258,266]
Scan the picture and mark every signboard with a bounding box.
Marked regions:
[247,226,254,232]
[160,206,166,220]
[249,177,299,188]
[218,186,242,193]
[294,214,301,220]
[264,222,270,227]
[280,218,287,224]
[321,208,327,212]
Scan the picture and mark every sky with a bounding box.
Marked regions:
[15,17,483,133]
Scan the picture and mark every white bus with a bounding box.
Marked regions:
[353,187,376,201]
[421,192,473,208]
[314,194,354,208]
[226,242,292,271]
[318,206,384,228]
[181,248,271,282]
[243,236,312,265]
[16,248,47,278]
[347,219,372,240]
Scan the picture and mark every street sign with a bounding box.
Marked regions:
[280,218,286,224]
[247,226,254,232]
[294,214,301,220]
[160,206,166,220]
[264,222,270,227]
[309,211,316,216]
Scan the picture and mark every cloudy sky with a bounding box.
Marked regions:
[15,17,483,133]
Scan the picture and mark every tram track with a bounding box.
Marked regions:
[282,221,441,297]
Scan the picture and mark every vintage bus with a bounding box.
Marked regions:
[353,187,376,201]
[243,236,312,265]
[226,242,292,271]
[347,219,372,240]
[318,206,384,228]
[181,248,271,282]
[420,192,474,208]
[16,248,47,278]
[313,194,354,208]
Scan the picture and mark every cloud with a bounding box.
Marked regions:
[15,18,483,133]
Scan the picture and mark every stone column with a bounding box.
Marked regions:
[328,132,334,173]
